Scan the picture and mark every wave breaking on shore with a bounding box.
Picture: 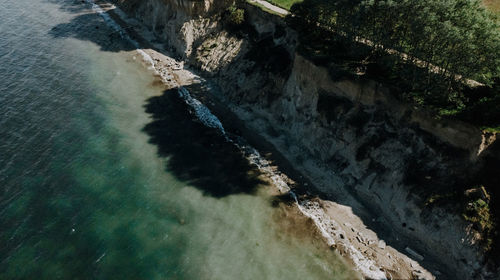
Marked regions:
[86,1,389,278]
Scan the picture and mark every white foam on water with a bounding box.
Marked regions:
[233,136,385,279]
[86,0,225,138]
[85,0,154,69]
[240,154,386,279]
[239,145,386,279]
[234,141,290,193]
[137,49,155,69]
[178,87,226,135]
[85,1,386,278]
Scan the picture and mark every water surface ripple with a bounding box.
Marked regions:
[0,0,358,279]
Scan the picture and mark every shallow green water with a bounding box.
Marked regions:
[0,0,358,279]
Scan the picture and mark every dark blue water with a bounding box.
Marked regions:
[0,0,358,279]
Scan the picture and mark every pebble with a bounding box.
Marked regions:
[405,247,424,261]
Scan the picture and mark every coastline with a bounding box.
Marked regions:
[89,1,437,278]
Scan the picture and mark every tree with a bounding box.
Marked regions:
[291,0,500,86]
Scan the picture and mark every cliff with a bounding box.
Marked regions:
[109,0,499,278]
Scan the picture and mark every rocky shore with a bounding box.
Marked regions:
[140,46,434,279]
[88,0,498,279]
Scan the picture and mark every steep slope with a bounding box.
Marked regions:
[109,0,499,278]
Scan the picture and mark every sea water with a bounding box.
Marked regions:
[0,0,359,279]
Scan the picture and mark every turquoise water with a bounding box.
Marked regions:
[0,0,358,279]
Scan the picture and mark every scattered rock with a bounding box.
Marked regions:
[378,240,386,249]
[412,269,429,280]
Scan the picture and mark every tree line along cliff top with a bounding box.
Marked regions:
[241,0,500,132]
[267,0,500,14]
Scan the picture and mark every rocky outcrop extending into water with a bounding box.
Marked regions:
[110,0,499,278]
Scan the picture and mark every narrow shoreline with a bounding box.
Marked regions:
[89,1,438,278]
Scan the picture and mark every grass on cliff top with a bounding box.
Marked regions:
[258,0,498,13]
[266,0,302,10]
[484,0,500,14]
[266,0,498,13]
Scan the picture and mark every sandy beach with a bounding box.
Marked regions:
[93,1,438,278]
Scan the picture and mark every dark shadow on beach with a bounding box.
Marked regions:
[143,87,267,198]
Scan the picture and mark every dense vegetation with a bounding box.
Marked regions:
[269,0,500,14]
[292,0,500,85]
[227,4,245,25]
[285,0,500,130]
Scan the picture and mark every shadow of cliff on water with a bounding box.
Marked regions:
[143,87,267,198]
[48,11,137,52]
[46,0,266,197]
[45,0,94,13]
[46,0,145,53]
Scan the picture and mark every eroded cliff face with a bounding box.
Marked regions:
[111,0,498,278]
[113,0,233,57]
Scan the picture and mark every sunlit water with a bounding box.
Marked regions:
[0,0,359,279]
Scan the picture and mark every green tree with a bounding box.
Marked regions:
[227,4,245,25]
[291,0,500,86]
